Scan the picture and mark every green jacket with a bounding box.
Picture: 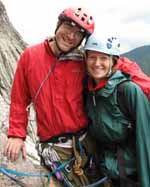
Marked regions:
[85,70,150,187]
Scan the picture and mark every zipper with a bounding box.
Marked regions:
[92,91,96,106]
[26,60,58,112]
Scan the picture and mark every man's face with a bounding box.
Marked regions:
[55,21,85,53]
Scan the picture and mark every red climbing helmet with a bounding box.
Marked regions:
[58,7,95,35]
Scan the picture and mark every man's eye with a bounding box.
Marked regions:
[65,24,72,29]
[75,31,83,38]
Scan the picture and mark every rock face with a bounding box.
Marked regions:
[0,0,27,102]
[0,1,46,186]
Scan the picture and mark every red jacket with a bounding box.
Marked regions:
[8,39,88,141]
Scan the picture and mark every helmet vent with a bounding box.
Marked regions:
[75,7,82,16]
[87,18,93,25]
[81,17,85,22]
[75,12,80,16]
[59,7,95,34]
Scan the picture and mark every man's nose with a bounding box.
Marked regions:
[68,31,76,39]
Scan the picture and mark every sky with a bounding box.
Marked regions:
[2,0,150,53]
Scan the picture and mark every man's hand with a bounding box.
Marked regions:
[4,137,27,161]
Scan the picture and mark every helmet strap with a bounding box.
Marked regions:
[106,56,113,77]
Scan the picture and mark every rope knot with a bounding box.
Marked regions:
[73,159,84,176]
[72,135,89,185]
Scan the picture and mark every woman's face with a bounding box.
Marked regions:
[86,51,111,82]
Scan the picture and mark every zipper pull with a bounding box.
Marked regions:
[93,92,96,106]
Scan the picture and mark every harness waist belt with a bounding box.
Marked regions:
[40,128,87,144]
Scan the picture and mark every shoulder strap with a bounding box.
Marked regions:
[117,81,135,122]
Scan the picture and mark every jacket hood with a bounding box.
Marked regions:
[59,49,84,61]
[96,70,131,97]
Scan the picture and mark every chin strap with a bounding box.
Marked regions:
[106,56,113,77]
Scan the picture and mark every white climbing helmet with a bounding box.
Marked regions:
[84,34,120,56]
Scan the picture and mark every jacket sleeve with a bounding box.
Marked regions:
[123,82,150,187]
[8,49,31,140]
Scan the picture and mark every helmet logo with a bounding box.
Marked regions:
[107,37,120,50]
[106,42,112,49]
[92,42,98,46]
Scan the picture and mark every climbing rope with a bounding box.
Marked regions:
[0,163,109,187]
[0,159,72,187]
[0,167,27,187]
[72,135,89,186]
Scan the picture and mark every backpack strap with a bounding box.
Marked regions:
[117,81,135,122]
[117,81,139,187]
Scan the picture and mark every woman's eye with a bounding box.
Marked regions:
[88,56,96,61]
[100,57,107,61]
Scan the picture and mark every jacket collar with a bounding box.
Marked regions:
[46,37,84,61]
[89,70,131,97]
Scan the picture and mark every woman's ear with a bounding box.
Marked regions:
[112,56,119,66]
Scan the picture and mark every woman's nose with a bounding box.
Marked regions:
[94,58,101,65]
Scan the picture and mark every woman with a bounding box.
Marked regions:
[83,34,150,187]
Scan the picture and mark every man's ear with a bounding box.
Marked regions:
[54,20,62,34]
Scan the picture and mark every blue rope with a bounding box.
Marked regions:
[81,176,108,187]
[0,157,108,187]
[0,167,108,187]
[0,168,27,187]
[0,167,48,177]
[0,158,74,182]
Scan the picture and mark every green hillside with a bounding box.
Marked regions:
[122,45,150,75]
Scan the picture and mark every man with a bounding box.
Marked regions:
[4,7,96,187]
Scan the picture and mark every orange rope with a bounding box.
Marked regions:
[72,136,89,185]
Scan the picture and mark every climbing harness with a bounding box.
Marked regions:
[0,131,109,187]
